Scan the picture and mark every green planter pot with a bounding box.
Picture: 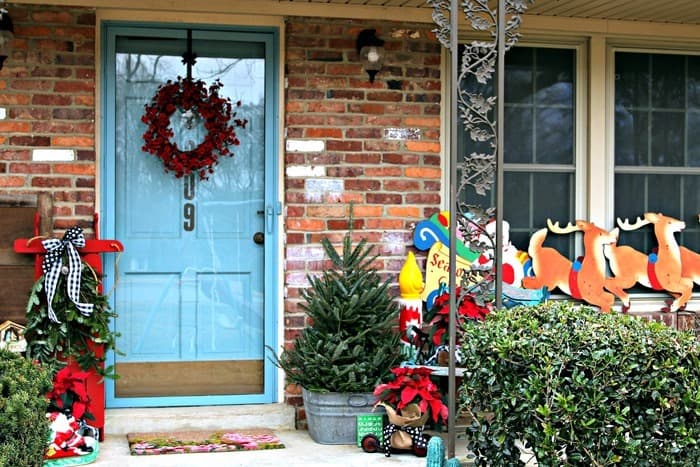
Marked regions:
[302,387,380,445]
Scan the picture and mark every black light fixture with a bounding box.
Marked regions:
[0,4,14,70]
[356,29,385,83]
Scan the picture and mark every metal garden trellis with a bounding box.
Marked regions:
[428,0,534,458]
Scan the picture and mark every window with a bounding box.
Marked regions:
[458,46,578,257]
[614,51,700,255]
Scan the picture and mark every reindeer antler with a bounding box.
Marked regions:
[547,219,580,234]
[617,216,651,231]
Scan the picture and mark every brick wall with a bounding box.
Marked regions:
[283,17,443,411]
[0,4,96,234]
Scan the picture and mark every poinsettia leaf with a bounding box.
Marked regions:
[400,386,419,406]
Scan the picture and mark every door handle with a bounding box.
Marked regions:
[266,205,274,234]
[253,232,264,245]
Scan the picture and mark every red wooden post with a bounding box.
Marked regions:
[13,213,123,439]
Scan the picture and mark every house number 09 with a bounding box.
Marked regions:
[183,173,195,231]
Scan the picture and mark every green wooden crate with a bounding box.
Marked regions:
[356,413,384,447]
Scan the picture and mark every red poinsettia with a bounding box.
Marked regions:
[426,287,492,346]
[46,366,92,421]
[373,366,448,424]
[141,76,247,179]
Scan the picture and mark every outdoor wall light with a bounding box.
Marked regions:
[0,5,14,70]
[356,29,385,83]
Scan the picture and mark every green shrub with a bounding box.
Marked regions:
[0,349,52,467]
[459,302,700,466]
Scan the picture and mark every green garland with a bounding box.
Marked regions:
[24,261,120,378]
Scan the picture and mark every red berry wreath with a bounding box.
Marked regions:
[141,76,247,179]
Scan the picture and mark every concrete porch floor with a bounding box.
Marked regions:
[90,405,471,466]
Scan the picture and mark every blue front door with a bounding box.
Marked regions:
[102,24,279,407]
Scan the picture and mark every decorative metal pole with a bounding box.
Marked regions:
[446,0,459,457]
[496,2,505,312]
[429,0,534,460]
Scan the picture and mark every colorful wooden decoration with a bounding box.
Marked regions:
[412,211,537,304]
[522,219,617,312]
[13,213,123,440]
[522,213,700,313]
[0,320,26,353]
[398,251,424,352]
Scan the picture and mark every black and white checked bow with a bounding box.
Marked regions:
[41,227,94,323]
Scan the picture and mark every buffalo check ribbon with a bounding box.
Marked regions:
[41,227,94,323]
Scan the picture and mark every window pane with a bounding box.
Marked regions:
[688,55,700,109]
[651,54,685,109]
[535,48,574,107]
[615,52,649,109]
[615,109,649,166]
[505,47,533,104]
[650,111,684,166]
[504,106,533,163]
[504,172,573,258]
[536,107,573,164]
[687,111,700,167]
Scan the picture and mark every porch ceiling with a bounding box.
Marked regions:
[293,0,700,26]
[9,1,700,26]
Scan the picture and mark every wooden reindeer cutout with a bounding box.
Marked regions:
[606,212,694,312]
[680,213,700,288]
[522,219,619,312]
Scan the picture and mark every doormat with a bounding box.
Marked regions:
[127,429,285,456]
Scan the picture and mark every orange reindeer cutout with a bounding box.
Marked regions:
[522,219,619,312]
[680,213,700,288]
[606,212,693,312]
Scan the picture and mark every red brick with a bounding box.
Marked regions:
[366,218,405,229]
[345,179,380,191]
[347,103,385,114]
[51,136,94,148]
[31,10,75,24]
[364,166,402,177]
[9,162,50,174]
[11,79,53,91]
[287,218,325,231]
[307,101,345,113]
[31,176,71,188]
[326,140,362,151]
[345,127,382,139]
[0,176,26,187]
[387,206,421,218]
[52,163,95,175]
[54,80,95,94]
[0,94,31,105]
[305,128,342,138]
[32,94,72,105]
[405,141,441,153]
[404,167,441,179]
[0,121,31,132]
[384,179,420,191]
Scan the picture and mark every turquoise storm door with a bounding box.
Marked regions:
[102,24,279,407]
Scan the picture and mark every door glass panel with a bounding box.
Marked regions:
[113,34,266,398]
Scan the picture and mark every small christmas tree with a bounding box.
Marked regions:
[274,216,401,393]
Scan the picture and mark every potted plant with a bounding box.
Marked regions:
[373,366,448,426]
[271,220,402,444]
[368,366,448,457]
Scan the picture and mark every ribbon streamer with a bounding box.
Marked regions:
[41,227,94,323]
